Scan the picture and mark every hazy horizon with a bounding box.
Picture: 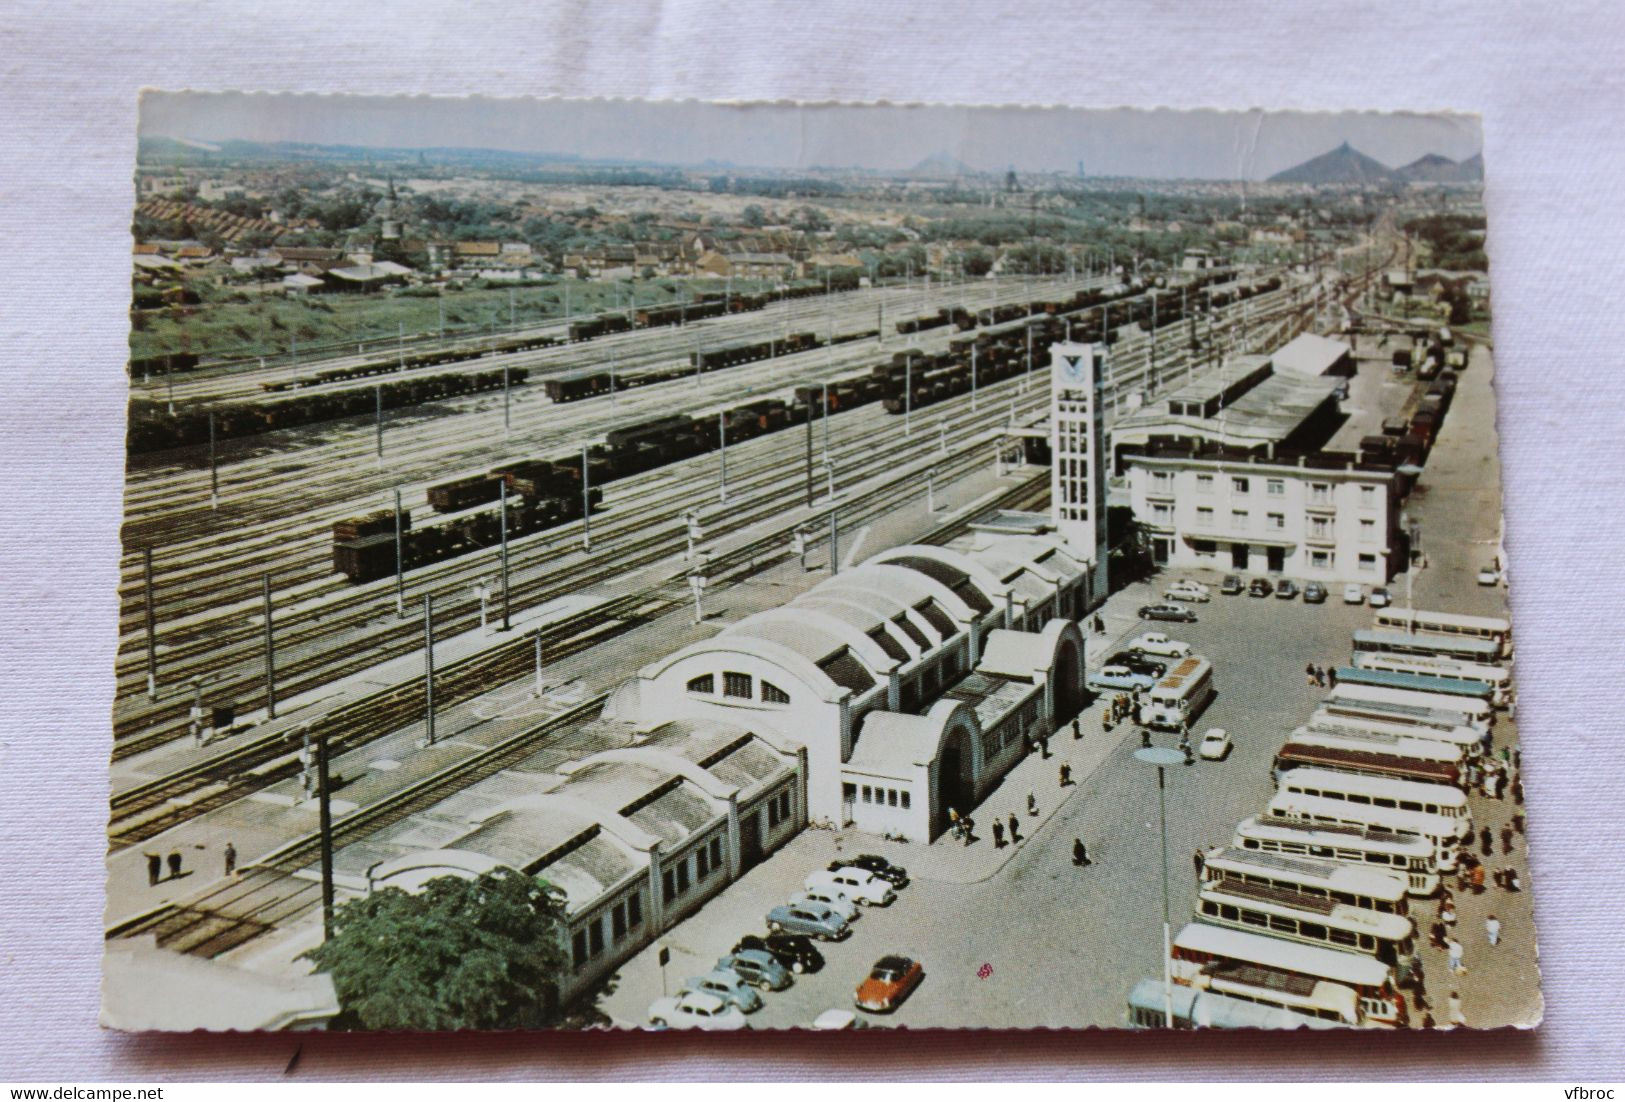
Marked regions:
[140,93,1483,182]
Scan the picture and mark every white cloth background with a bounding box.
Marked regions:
[1,0,1621,1081]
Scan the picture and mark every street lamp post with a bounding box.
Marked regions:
[1134,745,1184,1030]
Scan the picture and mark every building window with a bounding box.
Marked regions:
[1152,503,1173,525]
[900,790,911,810]
[627,890,642,929]
[843,782,857,803]
[1360,485,1377,506]
[862,785,873,803]
[1230,509,1248,531]
[1192,539,1217,557]
[1310,516,1332,538]
[1310,550,1333,569]
[887,789,899,807]
[710,836,724,869]
[1359,553,1378,572]
[1309,482,1331,504]
[662,869,676,904]
[676,859,690,894]
[572,929,589,970]
[1267,479,1285,496]
[723,671,752,699]
[612,901,628,940]
[1152,471,1173,491]
[1196,474,1214,494]
[768,789,792,827]
[588,917,605,957]
[696,844,710,878]
[760,681,790,704]
[1196,506,1215,527]
[1232,477,1250,494]
[1268,512,1285,530]
[686,674,714,695]
[1360,518,1376,543]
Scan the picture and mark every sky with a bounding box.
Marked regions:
[140,93,1483,180]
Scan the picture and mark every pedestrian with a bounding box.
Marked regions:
[1513,747,1521,770]
[1027,792,1038,817]
[1486,914,1501,947]
[1072,838,1091,867]
[1183,742,1194,766]
[1131,702,1143,726]
[1479,826,1493,856]
[1193,848,1206,876]
[1139,727,1151,749]
[1446,937,1466,975]
[224,842,237,878]
[1507,867,1522,892]
[1101,711,1112,734]
[1513,811,1525,835]
[166,851,182,880]
[1094,615,1105,634]
[1072,717,1082,741]
[1030,737,1043,759]
[1441,900,1457,928]
[1499,746,1510,764]
[144,853,161,887]
[1448,991,1466,1028]
[1007,813,1021,843]
[992,820,1006,849]
[1501,825,1514,854]
[1429,920,1447,950]
[1421,1010,1437,1030]
[1408,950,1425,990]
[961,816,975,847]
[1326,667,1338,688]
[1059,763,1073,787]
[1513,777,1524,806]
[1304,662,1315,685]
[1470,863,1485,894]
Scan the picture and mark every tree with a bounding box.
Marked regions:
[740,204,767,228]
[303,868,571,1030]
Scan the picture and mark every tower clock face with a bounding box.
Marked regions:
[1062,354,1087,383]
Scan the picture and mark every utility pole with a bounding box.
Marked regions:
[828,506,839,576]
[375,384,384,464]
[534,630,546,697]
[142,547,158,699]
[422,594,436,746]
[718,411,729,504]
[502,364,511,438]
[805,401,815,507]
[822,381,831,459]
[207,410,218,510]
[262,573,277,720]
[317,727,336,941]
[971,344,978,412]
[581,443,592,551]
[905,352,912,437]
[499,479,511,631]
[393,489,405,617]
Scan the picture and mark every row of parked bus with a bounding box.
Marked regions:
[1127,608,1515,1030]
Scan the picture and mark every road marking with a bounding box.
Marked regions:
[842,526,870,569]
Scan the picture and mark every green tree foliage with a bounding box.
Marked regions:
[303,868,571,1031]
[741,204,767,228]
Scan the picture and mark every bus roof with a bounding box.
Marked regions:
[1201,882,1413,939]
[1155,655,1211,691]
[1291,726,1464,761]
[1174,922,1392,986]
[1323,687,1485,725]
[1237,814,1432,854]
[1278,741,1461,783]
[1353,628,1502,661]
[1205,846,1409,897]
[1279,767,1468,807]
[1310,708,1481,746]
[1372,609,1511,634]
[1267,792,1468,838]
[1351,652,1510,683]
[1334,665,1494,700]
[1126,978,1338,1030]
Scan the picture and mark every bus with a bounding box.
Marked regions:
[1371,609,1514,660]
[1325,684,1492,733]
[1267,791,1467,874]
[1351,651,1513,708]
[1334,665,1497,709]
[1233,815,1439,896]
[1352,628,1504,667]
[1170,922,1406,1027]
[1272,739,1462,789]
[1202,846,1410,916]
[1125,977,1338,1030]
[1294,724,1468,766]
[1278,767,1470,822]
[1312,704,1485,753]
[1143,655,1215,731]
[1195,880,1416,979]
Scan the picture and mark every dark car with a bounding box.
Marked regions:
[1303,581,1329,604]
[734,932,825,975]
[1220,574,1244,595]
[1248,578,1273,598]
[1137,603,1198,623]
[1275,579,1299,600]
[1108,651,1167,678]
[830,853,909,889]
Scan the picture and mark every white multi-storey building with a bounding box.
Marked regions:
[1126,451,1400,584]
[1049,341,1110,599]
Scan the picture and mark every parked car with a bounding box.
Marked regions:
[855,954,926,1013]
[682,969,764,1014]
[808,867,895,907]
[733,932,824,975]
[1199,728,1233,761]
[791,888,860,924]
[832,854,910,889]
[1087,664,1158,693]
[1164,581,1212,603]
[766,901,851,941]
[1248,578,1274,598]
[1220,574,1244,596]
[811,1008,869,1030]
[715,949,793,991]
[1129,633,1192,658]
[647,991,748,1031]
[1477,566,1501,586]
[1303,582,1328,604]
[1369,586,1392,608]
[1138,602,1197,623]
[1275,579,1299,600]
[1108,651,1167,678]
[1343,583,1365,605]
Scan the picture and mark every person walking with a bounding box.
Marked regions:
[1027,793,1039,817]
[1429,920,1448,950]
[1441,899,1457,928]
[1448,991,1466,1028]
[1513,811,1526,835]
[1007,813,1021,844]
[144,853,162,887]
[1059,763,1073,787]
[1193,849,1206,876]
[1513,776,1525,806]
[1131,701,1143,726]
[166,851,183,881]
[1326,667,1338,688]
[992,820,1006,849]
[1072,717,1082,741]
[1470,863,1486,894]
[1479,826,1493,857]
[1139,727,1151,748]
[1447,937,1466,976]
[1501,825,1514,854]
[1072,838,1091,867]
[223,842,237,878]
[1486,913,1502,947]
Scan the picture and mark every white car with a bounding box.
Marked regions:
[1198,728,1232,761]
[811,1008,869,1030]
[1369,586,1392,608]
[1129,632,1192,658]
[647,991,748,1031]
[808,867,895,907]
[791,888,860,924]
[1342,583,1365,605]
[1163,581,1212,603]
[1477,566,1502,586]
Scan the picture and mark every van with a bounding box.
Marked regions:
[807,867,895,907]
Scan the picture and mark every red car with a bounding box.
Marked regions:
[854,955,924,1013]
